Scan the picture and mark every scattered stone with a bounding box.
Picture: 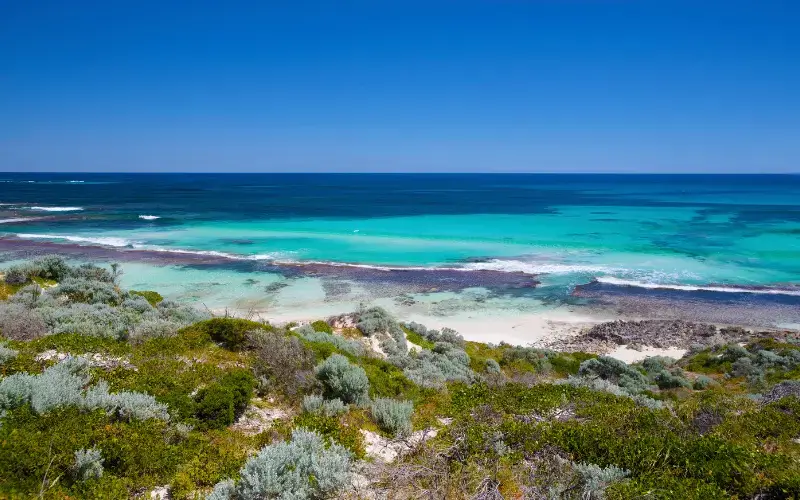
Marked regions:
[549,320,758,352]
[35,350,136,371]
[149,486,169,499]
[761,381,800,405]
[360,428,439,463]
[230,398,290,435]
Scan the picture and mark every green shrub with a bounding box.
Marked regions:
[218,370,255,418]
[315,354,370,405]
[310,320,333,334]
[130,290,164,306]
[371,398,413,437]
[194,385,235,429]
[579,356,650,394]
[192,318,270,350]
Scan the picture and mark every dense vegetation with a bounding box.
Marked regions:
[1,257,799,498]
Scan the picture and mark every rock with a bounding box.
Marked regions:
[761,380,800,405]
[230,398,289,435]
[34,350,136,371]
[360,428,439,463]
[149,486,169,499]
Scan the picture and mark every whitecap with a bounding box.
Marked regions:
[138,215,161,220]
[460,259,616,275]
[595,276,800,297]
[28,206,83,212]
[0,217,44,224]
[16,233,132,247]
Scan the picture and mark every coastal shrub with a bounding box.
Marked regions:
[55,277,121,305]
[295,324,365,357]
[693,375,717,390]
[0,358,169,421]
[310,319,333,333]
[194,317,269,350]
[0,342,17,365]
[3,266,29,285]
[404,359,448,389]
[249,330,316,397]
[193,370,254,429]
[653,369,692,390]
[42,303,130,338]
[573,462,630,499]
[357,306,396,336]
[303,395,348,417]
[71,263,115,283]
[729,357,764,381]
[0,303,48,340]
[194,385,235,429]
[121,294,154,313]
[371,398,413,437]
[641,356,677,374]
[721,344,750,362]
[315,354,370,405]
[502,346,553,373]
[71,447,104,481]
[486,358,502,374]
[30,255,72,281]
[302,394,324,413]
[128,317,180,341]
[578,356,650,394]
[211,428,352,500]
[130,290,163,306]
[155,300,209,325]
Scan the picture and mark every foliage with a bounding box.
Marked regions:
[578,356,651,394]
[315,354,370,405]
[192,317,271,350]
[295,324,365,357]
[211,428,353,500]
[371,397,413,437]
[0,342,18,365]
[130,290,164,306]
[310,319,333,334]
[71,447,104,481]
[485,358,502,374]
[193,371,254,429]
[249,329,317,397]
[303,395,348,416]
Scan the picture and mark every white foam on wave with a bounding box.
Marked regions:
[13,233,277,261]
[16,233,133,247]
[461,259,616,275]
[28,206,83,212]
[138,215,161,220]
[0,217,45,224]
[596,276,800,297]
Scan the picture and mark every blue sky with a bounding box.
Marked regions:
[1,1,798,173]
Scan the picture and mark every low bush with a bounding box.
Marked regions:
[0,358,169,421]
[249,330,316,397]
[192,318,270,350]
[194,385,235,430]
[485,358,502,374]
[55,277,121,305]
[693,375,717,390]
[0,303,48,340]
[578,356,651,394]
[315,354,370,405]
[210,428,353,500]
[303,395,348,416]
[71,447,104,481]
[371,398,413,437]
[295,324,365,357]
[129,290,164,306]
[0,342,19,365]
[310,320,333,333]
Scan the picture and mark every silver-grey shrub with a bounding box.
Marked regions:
[0,342,18,365]
[0,358,169,421]
[485,358,502,374]
[572,462,630,499]
[314,354,370,405]
[55,277,121,305]
[302,394,324,413]
[71,447,104,481]
[210,428,352,500]
[295,325,365,357]
[371,398,413,437]
[579,356,651,394]
[303,395,348,416]
[0,303,48,340]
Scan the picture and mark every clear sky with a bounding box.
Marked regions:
[1,1,799,173]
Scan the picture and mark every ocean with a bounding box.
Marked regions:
[2,173,799,339]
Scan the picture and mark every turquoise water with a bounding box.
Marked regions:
[2,173,799,334]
